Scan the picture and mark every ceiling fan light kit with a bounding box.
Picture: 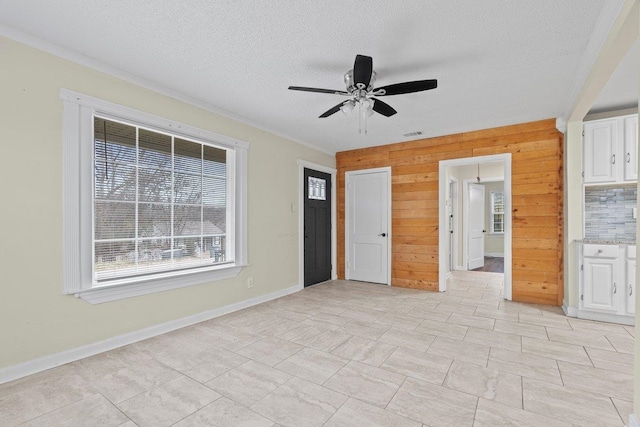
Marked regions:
[289,54,438,134]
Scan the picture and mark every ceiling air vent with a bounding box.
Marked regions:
[403,131,423,137]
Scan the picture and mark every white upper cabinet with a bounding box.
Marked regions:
[584,119,618,183]
[624,115,638,181]
[583,114,638,184]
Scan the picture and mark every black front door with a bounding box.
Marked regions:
[304,168,332,287]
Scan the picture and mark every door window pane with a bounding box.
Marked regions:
[308,177,326,200]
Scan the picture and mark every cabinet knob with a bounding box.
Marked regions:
[612,154,616,164]
[597,249,602,254]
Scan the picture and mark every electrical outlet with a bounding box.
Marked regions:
[247,277,254,288]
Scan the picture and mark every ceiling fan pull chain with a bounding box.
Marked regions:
[364,104,368,135]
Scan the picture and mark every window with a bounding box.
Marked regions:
[490,191,505,234]
[308,176,326,200]
[61,90,248,303]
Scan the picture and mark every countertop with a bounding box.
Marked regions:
[579,239,636,245]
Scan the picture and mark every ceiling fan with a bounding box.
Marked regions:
[288,54,437,132]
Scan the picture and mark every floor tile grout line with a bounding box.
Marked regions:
[583,345,597,368]
[555,359,565,387]
[382,374,408,412]
[166,394,224,427]
[12,392,114,427]
[519,374,524,410]
[609,395,629,426]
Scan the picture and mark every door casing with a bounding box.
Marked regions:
[438,154,512,299]
[303,168,332,286]
[297,160,337,288]
[448,176,459,272]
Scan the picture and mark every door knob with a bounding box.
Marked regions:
[378,233,387,237]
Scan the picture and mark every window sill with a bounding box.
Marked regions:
[73,264,246,304]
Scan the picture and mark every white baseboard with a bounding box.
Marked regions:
[485,253,504,258]
[562,300,578,317]
[0,283,302,385]
[630,414,639,427]
[577,309,635,326]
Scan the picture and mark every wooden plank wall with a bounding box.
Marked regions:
[336,119,564,306]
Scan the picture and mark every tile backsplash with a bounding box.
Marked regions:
[584,184,637,242]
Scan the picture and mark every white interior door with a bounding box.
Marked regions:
[468,183,485,270]
[347,169,390,284]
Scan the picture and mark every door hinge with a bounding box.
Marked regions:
[581,294,584,301]
[581,171,584,178]
[580,264,583,271]
[582,130,585,137]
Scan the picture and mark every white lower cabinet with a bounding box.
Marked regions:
[626,259,636,315]
[582,256,618,313]
[579,244,635,325]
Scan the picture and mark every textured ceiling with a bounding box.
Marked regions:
[0,1,622,153]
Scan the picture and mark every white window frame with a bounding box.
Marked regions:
[61,89,248,304]
[490,190,505,235]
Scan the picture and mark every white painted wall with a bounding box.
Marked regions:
[0,37,334,370]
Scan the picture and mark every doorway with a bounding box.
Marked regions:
[438,154,513,299]
[298,161,337,288]
[303,168,332,287]
[345,167,392,285]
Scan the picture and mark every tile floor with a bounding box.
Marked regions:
[0,271,635,426]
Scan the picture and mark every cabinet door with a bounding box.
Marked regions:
[626,259,636,314]
[624,115,638,181]
[582,257,618,313]
[584,119,618,183]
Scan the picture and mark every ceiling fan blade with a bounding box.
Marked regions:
[319,102,346,118]
[288,86,349,95]
[371,98,397,117]
[353,54,373,89]
[374,79,438,96]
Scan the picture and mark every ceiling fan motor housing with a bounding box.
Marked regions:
[344,70,376,94]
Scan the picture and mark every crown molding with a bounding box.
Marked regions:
[0,24,336,156]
